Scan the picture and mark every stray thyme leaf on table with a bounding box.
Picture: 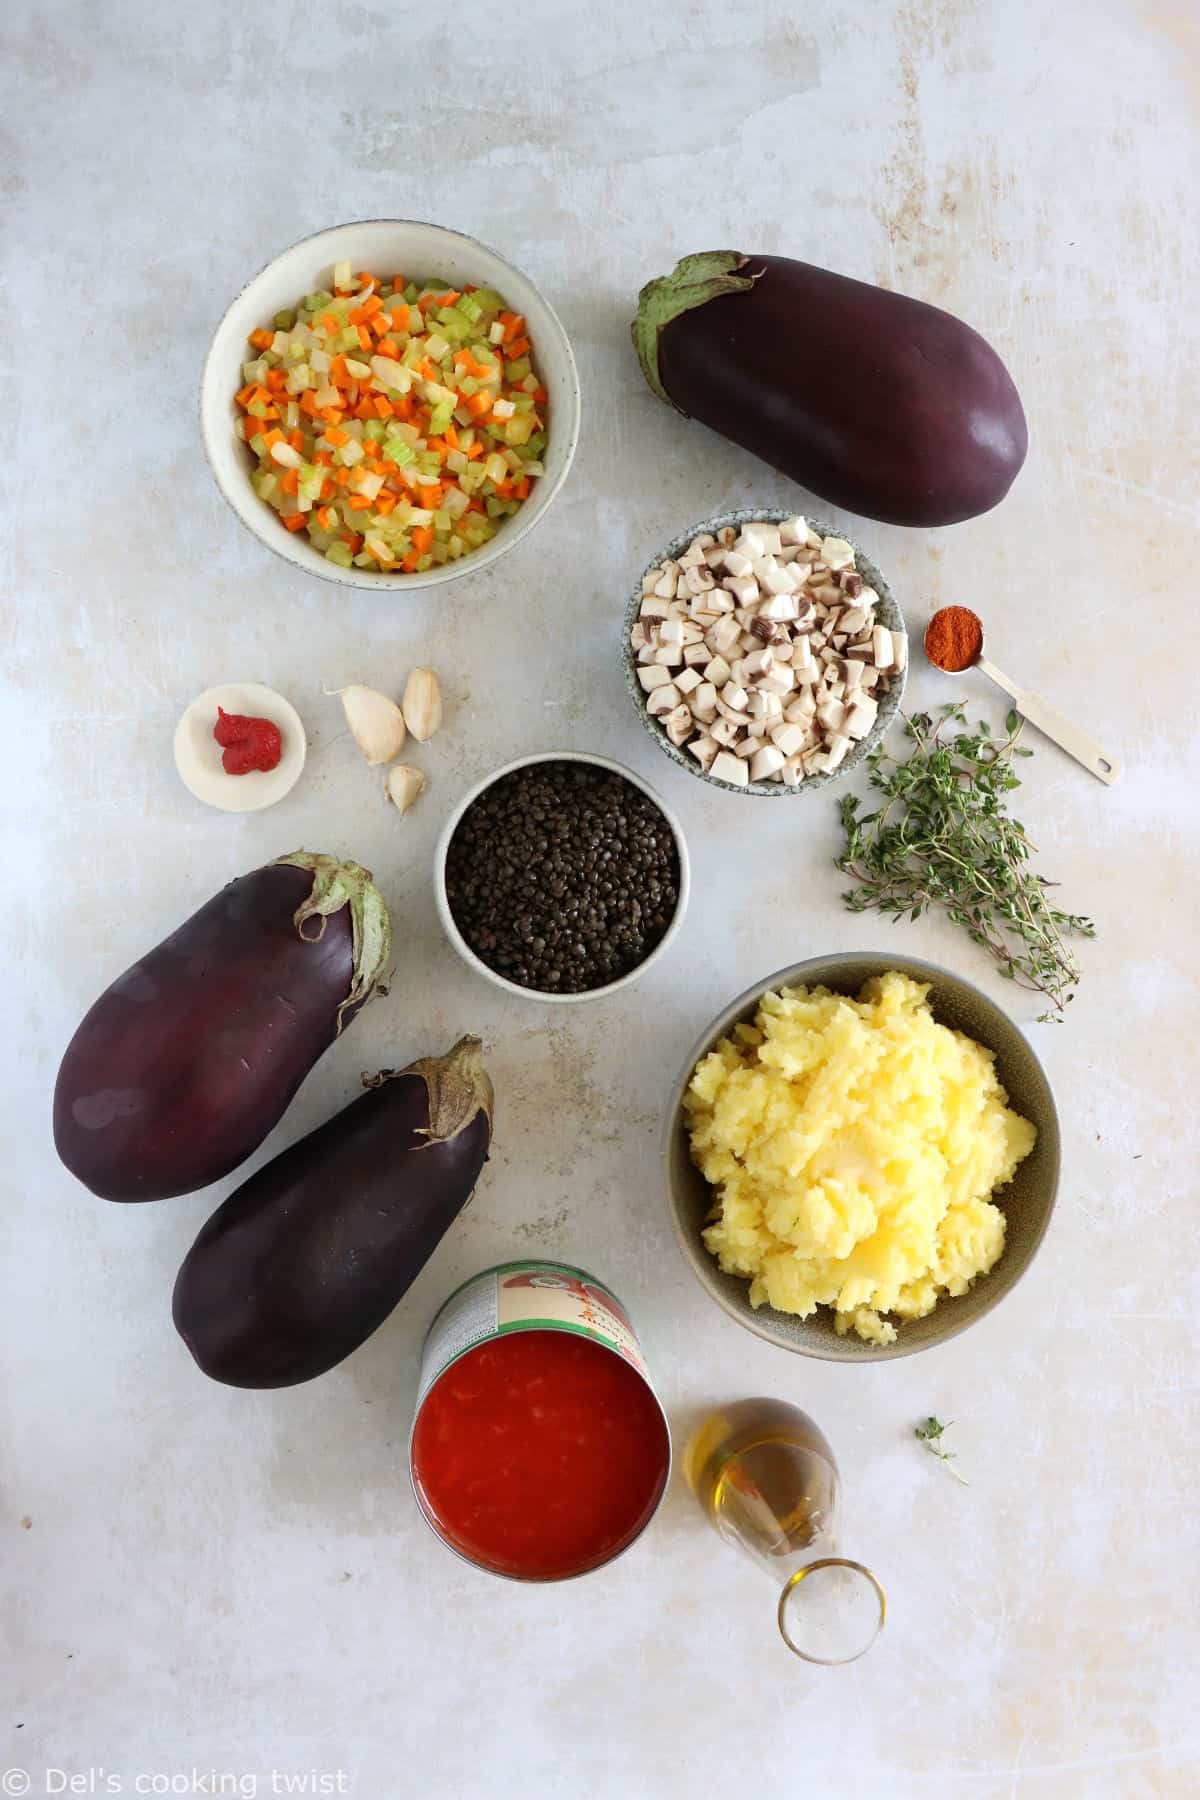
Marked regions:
[836,705,1095,1021]
[915,1416,969,1485]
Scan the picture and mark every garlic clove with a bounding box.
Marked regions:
[401,668,443,743]
[329,684,406,765]
[385,763,426,815]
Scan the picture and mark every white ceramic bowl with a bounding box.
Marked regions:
[201,220,581,591]
[434,751,690,1004]
[173,681,306,812]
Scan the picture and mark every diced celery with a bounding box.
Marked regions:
[304,290,332,311]
[525,432,547,456]
[521,374,541,393]
[251,470,277,500]
[471,288,505,312]
[484,452,508,484]
[384,438,415,466]
[433,507,451,533]
[246,398,269,419]
[431,541,450,565]
[325,542,354,568]
[249,432,268,458]
[458,375,478,398]
[409,307,424,333]
[511,394,534,413]
[520,460,545,477]
[504,415,534,446]
[444,485,470,518]
[418,451,442,476]
[404,282,420,303]
[506,357,531,383]
[402,340,423,370]
[485,496,504,517]
[445,448,468,475]
[353,552,374,567]
[429,402,454,435]
[417,554,435,572]
[457,295,483,324]
[333,259,352,291]
[363,420,387,442]
[338,439,365,466]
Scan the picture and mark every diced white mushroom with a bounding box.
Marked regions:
[779,516,808,546]
[677,542,706,569]
[652,644,684,666]
[704,545,729,570]
[744,716,769,738]
[690,681,719,721]
[785,690,817,723]
[779,756,804,787]
[739,648,775,681]
[646,682,681,716]
[820,536,855,571]
[717,526,737,547]
[758,666,795,696]
[675,667,702,695]
[709,617,742,654]
[679,621,705,645]
[638,665,674,693]
[872,625,894,669]
[723,550,753,578]
[839,606,869,635]
[772,638,794,662]
[844,695,879,740]
[658,618,685,645]
[640,596,671,620]
[891,630,907,670]
[687,735,720,771]
[637,642,658,664]
[630,622,649,650]
[750,744,786,782]
[683,642,710,666]
[722,575,759,607]
[710,716,740,748]
[857,586,879,610]
[684,565,716,594]
[805,527,824,550]
[748,690,783,719]
[704,654,732,688]
[816,697,847,734]
[710,749,749,786]
[769,721,808,757]
[722,683,749,712]
[653,566,679,599]
[735,734,760,759]
[664,705,694,746]
[642,570,661,595]
[840,657,865,688]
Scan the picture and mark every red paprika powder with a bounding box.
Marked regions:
[924,606,983,672]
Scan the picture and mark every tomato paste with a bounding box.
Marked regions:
[410,1261,671,1581]
[213,706,282,775]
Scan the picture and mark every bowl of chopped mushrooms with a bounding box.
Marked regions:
[623,509,906,794]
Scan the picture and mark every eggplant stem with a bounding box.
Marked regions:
[363,1034,494,1145]
[631,250,760,408]
[274,850,392,1034]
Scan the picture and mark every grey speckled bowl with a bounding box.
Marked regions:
[623,509,906,796]
[664,953,1060,1362]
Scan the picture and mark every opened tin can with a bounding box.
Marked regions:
[409,1259,671,1582]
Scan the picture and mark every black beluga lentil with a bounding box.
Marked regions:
[445,760,681,994]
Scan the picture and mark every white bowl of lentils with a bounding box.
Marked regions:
[435,751,690,1002]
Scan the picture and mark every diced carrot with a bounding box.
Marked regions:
[265,369,287,393]
[248,328,274,351]
[433,290,460,307]
[375,338,400,359]
[235,383,257,407]
[444,423,460,448]
[466,497,486,514]
[298,391,319,418]
[320,479,336,501]
[425,437,447,458]
[330,354,350,384]
[392,394,414,421]
[324,426,350,446]
[402,551,421,572]
[515,476,531,499]
[390,304,410,331]
[533,387,549,403]
[279,469,300,496]
[418,484,442,509]
[357,325,372,352]
[373,396,394,419]
[507,337,531,358]
[288,428,304,451]
[263,427,284,449]
[317,507,336,530]
[346,532,364,553]
[374,492,397,514]
[321,312,341,336]
[466,440,484,459]
[348,495,373,511]
[282,512,308,532]
[369,314,389,340]
[335,468,352,488]
[466,391,493,418]
[411,526,434,555]
[415,358,438,381]
[319,406,344,424]
[353,399,376,420]
[259,405,279,421]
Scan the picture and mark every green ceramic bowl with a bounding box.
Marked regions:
[663,953,1060,1362]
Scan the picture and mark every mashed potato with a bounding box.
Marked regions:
[685,972,1036,1345]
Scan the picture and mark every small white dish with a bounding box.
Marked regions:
[434,751,690,1004]
[200,219,581,592]
[174,682,306,813]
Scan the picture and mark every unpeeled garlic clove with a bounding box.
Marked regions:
[402,668,443,742]
[328,684,406,765]
[385,763,426,815]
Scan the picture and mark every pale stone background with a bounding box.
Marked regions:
[2,0,1198,1795]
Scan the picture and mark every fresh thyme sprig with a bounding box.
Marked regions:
[837,705,1095,1022]
[915,1416,969,1484]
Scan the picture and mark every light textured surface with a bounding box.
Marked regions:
[3,1,1198,1796]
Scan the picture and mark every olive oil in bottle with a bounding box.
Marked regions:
[685,1398,884,1664]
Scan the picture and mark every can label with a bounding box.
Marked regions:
[416,1259,654,1408]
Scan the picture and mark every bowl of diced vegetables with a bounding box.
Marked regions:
[201,220,581,589]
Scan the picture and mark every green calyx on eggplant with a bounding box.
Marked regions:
[632,250,1028,528]
[172,1035,494,1389]
[53,850,392,1204]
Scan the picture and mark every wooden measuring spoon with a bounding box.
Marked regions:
[924,607,1122,786]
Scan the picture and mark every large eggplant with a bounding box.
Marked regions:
[632,251,1027,527]
[172,1036,494,1388]
[53,850,391,1203]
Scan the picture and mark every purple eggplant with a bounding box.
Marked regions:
[53,851,392,1204]
[172,1036,494,1388]
[632,251,1028,527]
